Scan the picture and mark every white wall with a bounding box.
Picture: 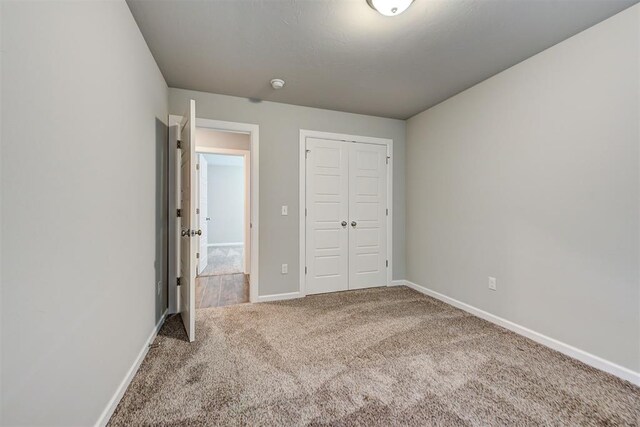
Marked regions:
[1,1,168,425]
[406,4,639,372]
[170,89,407,296]
[208,162,245,245]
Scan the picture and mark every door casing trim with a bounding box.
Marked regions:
[197,118,259,303]
[299,129,393,297]
[169,115,259,310]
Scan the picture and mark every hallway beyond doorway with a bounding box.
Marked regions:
[199,245,244,276]
[195,273,249,309]
[196,245,248,309]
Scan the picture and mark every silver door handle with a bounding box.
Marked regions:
[341,221,347,227]
[206,217,211,221]
[191,229,203,236]
[351,221,357,227]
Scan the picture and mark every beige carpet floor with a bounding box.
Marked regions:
[109,287,640,426]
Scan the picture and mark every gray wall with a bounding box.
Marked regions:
[1,1,168,425]
[208,163,245,245]
[0,2,4,420]
[170,88,406,296]
[197,127,251,151]
[406,5,639,372]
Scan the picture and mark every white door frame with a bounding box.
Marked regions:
[196,147,251,275]
[299,129,393,297]
[168,121,180,314]
[169,115,259,308]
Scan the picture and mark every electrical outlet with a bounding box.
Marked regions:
[488,277,497,291]
[281,205,288,216]
[157,281,162,295]
[281,264,288,274]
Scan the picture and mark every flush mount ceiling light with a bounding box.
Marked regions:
[366,0,414,16]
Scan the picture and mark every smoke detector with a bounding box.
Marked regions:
[270,78,285,89]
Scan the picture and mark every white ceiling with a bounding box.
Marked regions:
[127,0,636,120]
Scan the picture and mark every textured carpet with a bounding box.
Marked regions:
[199,245,243,276]
[109,287,640,426]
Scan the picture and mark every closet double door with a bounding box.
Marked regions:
[305,137,388,295]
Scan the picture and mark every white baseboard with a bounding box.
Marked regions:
[208,242,243,248]
[401,280,640,386]
[389,280,405,286]
[257,291,303,303]
[95,309,169,427]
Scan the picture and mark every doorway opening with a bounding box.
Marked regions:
[168,106,260,342]
[195,128,252,309]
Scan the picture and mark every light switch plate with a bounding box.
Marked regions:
[281,205,288,216]
[488,277,497,291]
[281,264,288,274]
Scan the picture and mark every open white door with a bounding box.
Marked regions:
[179,99,197,342]
[198,154,208,275]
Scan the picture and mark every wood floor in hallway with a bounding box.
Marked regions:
[199,245,244,276]
[195,273,249,309]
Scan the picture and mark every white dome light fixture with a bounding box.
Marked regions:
[366,0,414,16]
[270,78,285,89]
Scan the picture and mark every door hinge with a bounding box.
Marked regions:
[305,208,307,217]
[386,208,389,216]
[177,209,181,217]
[177,277,181,286]
[196,208,199,214]
[305,149,311,159]
[305,266,308,274]
[386,156,390,164]
[177,140,182,149]
[196,163,200,170]
[386,260,389,268]
[196,252,199,259]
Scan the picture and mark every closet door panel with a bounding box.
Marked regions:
[348,143,388,290]
[305,138,349,295]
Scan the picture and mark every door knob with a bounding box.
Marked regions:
[341,221,347,227]
[191,229,203,236]
[206,217,211,221]
[181,229,189,237]
[351,221,357,227]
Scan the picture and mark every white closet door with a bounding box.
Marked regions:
[305,138,349,295]
[348,142,388,290]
